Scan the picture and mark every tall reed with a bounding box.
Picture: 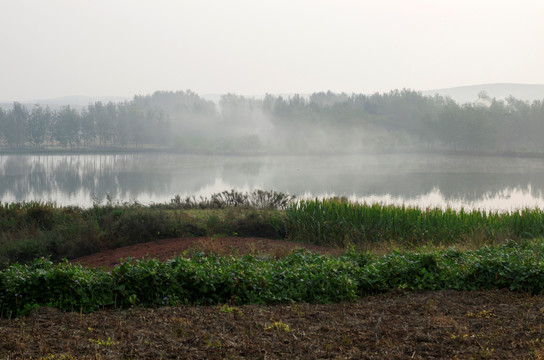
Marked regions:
[285,199,544,248]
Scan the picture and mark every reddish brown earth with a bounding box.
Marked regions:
[3,238,544,359]
[72,236,345,268]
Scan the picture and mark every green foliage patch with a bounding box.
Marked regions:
[3,240,544,317]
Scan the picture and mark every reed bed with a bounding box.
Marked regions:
[285,198,544,248]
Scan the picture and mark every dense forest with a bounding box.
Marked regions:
[1,89,543,154]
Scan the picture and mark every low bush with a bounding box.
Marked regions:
[154,189,295,210]
[3,240,544,317]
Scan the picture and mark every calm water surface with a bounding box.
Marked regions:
[1,153,544,211]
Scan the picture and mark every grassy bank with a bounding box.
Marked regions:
[0,195,287,267]
[3,191,544,267]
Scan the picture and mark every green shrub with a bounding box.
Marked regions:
[24,202,56,230]
[4,240,544,317]
[153,189,295,210]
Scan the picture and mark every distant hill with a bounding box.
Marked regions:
[423,83,544,104]
[206,86,544,105]
[0,95,129,110]
[3,85,544,110]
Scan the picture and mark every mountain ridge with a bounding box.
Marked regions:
[2,83,544,109]
[422,83,544,104]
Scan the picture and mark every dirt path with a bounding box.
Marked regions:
[72,236,345,268]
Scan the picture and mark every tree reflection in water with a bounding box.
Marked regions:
[0,153,544,211]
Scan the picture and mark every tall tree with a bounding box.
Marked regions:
[4,102,29,147]
[91,102,115,146]
[53,106,80,147]
[27,106,52,147]
[80,107,96,147]
[0,107,6,145]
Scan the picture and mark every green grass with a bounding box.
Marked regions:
[3,192,544,268]
[285,198,544,249]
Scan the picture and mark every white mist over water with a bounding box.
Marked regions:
[356,186,544,213]
[86,185,544,213]
[2,153,544,212]
[128,185,544,213]
[297,186,544,213]
[2,179,544,213]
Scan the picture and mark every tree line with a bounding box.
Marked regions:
[1,89,543,153]
[0,98,170,149]
[262,90,544,153]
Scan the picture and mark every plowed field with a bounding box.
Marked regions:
[2,237,544,359]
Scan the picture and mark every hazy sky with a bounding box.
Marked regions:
[1,0,543,101]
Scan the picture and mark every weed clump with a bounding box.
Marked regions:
[157,189,295,210]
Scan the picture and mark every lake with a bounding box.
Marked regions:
[1,152,544,211]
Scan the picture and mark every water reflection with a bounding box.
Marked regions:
[1,153,544,211]
[343,186,544,212]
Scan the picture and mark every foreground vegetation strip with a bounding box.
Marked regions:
[2,239,544,317]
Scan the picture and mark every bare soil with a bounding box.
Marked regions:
[71,236,345,268]
[2,290,544,359]
[3,237,544,359]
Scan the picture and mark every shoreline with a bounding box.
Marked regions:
[1,146,544,159]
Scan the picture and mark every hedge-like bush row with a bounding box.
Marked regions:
[2,239,544,318]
